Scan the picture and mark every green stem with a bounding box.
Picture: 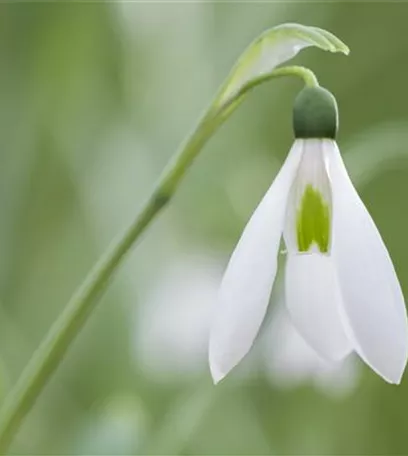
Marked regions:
[0,64,317,453]
[264,65,319,88]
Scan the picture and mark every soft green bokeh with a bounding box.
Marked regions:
[1,2,408,455]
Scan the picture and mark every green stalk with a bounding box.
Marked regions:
[0,65,316,453]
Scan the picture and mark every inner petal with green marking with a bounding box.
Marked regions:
[283,139,333,255]
[296,184,330,253]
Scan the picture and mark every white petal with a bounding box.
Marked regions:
[285,253,352,362]
[209,140,303,383]
[283,138,332,254]
[326,140,408,384]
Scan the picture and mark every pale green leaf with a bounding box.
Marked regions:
[216,23,349,109]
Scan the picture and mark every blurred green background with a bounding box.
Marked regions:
[1,2,408,454]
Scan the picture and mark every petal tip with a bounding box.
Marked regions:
[209,357,227,385]
[389,352,408,385]
[369,344,408,385]
[382,368,405,385]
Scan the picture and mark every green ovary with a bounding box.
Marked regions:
[296,184,330,253]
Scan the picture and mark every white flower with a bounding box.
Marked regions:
[209,86,408,385]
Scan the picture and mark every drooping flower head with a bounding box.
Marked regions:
[210,85,408,384]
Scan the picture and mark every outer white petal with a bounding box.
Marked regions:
[209,141,304,383]
[326,140,408,384]
[285,253,352,361]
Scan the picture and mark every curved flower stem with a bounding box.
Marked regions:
[243,65,319,91]
[0,64,317,453]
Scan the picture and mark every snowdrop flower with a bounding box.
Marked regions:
[210,86,408,385]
